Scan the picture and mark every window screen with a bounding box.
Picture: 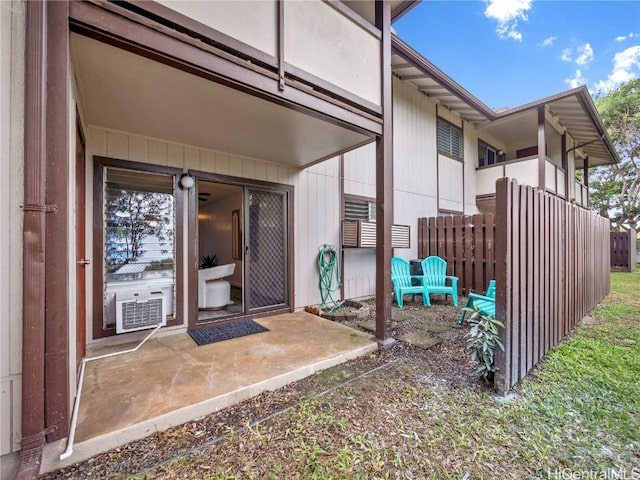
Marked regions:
[437,118,464,160]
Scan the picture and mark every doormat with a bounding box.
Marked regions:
[188,319,269,346]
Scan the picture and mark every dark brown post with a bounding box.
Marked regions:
[493,178,510,393]
[561,133,568,198]
[537,105,546,190]
[45,0,70,441]
[583,157,589,188]
[375,0,394,346]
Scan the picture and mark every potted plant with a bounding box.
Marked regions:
[199,254,219,269]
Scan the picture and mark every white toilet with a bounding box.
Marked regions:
[198,263,236,310]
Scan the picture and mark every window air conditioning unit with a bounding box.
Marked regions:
[116,291,167,334]
[342,220,410,249]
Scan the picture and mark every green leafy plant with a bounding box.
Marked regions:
[199,254,218,269]
[463,307,505,382]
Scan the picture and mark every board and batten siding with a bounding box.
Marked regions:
[85,126,340,335]
[1,0,25,459]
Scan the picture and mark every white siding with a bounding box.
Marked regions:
[285,1,381,106]
[157,1,278,57]
[437,155,464,212]
[463,121,481,214]
[1,0,24,457]
[85,127,339,337]
[343,142,376,198]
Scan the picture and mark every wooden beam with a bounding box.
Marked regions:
[44,0,70,442]
[375,1,394,346]
[537,105,546,190]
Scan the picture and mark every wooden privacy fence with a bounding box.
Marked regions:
[417,214,495,295]
[494,178,611,392]
[610,229,637,271]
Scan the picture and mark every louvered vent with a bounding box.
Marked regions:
[342,220,410,249]
[116,292,167,334]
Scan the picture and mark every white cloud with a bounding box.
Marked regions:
[560,48,573,62]
[484,0,532,42]
[616,32,636,42]
[540,36,557,47]
[575,43,594,66]
[560,43,594,65]
[565,69,586,89]
[594,45,640,93]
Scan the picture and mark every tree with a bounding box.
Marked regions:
[591,79,640,231]
[106,189,173,273]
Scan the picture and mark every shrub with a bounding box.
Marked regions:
[463,307,505,382]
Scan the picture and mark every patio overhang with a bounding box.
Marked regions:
[489,87,620,168]
[71,33,376,169]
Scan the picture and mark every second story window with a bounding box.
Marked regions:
[478,140,506,167]
[437,118,463,160]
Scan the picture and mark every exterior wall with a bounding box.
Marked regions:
[341,78,482,299]
[157,1,278,57]
[84,126,340,343]
[1,0,24,462]
[284,1,381,106]
[157,0,381,107]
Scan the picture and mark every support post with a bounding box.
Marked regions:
[537,105,546,190]
[374,0,394,347]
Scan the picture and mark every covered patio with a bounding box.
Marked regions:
[41,312,377,473]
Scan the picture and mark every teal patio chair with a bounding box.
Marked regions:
[391,257,430,308]
[419,256,459,307]
[459,280,496,325]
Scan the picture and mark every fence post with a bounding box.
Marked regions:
[494,178,510,393]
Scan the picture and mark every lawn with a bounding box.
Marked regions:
[45,270,640,479]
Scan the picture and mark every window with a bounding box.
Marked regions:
[95,163,180,336]
[478,140,506,167]
[104,167,175,285]
[344,196,376,222]
[437,118,463,160]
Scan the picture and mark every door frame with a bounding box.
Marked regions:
[187,170,294,330]
[75,121,87,366]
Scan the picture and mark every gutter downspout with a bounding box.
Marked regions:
[14,1,57,478]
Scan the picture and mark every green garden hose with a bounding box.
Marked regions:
[317,245,341,312]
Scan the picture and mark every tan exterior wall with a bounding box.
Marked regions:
[505,158,538,187]
[157,1,381,107]
[341,78,484,298]
[1,0,24,460]
[84,127,340,344]
[157,1,278,57]
[284,1,381,106]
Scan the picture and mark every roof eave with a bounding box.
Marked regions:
[391,34,495,121]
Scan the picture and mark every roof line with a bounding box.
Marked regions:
[391,0,422,22]
[494,86,620,164]
[391,34,496,121]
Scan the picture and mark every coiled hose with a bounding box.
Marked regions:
[317,245,341,312]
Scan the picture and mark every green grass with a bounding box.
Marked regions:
[144,270,640,479]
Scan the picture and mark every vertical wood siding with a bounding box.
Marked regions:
[1,0,25,455]
[86,127,341,320]
[494,178,611,391]
[610,230,637,271]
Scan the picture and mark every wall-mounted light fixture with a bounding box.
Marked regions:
[179,174,194,190]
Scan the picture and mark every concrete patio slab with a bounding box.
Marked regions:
[41,311,376,473]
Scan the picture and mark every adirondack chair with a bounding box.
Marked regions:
[419,256,459,307]
[459,280,496,325]
[391,257,430,308]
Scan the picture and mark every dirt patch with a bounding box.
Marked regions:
[41,295,479,479]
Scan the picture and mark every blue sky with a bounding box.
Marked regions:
[394,0,640,109]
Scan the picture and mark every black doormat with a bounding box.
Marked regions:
[188,319,269,346]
